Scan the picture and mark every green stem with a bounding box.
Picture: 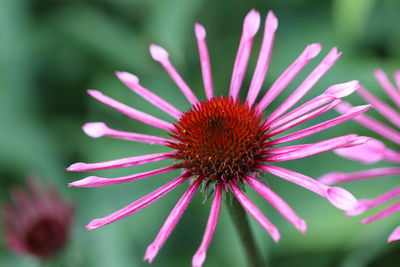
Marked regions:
[226,197,266,267]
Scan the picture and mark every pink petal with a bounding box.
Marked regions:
[270,104,372,145]
[144,178,202,263]
[394,70,400,90]
[267,47,342,122]
[244,175,306,233]
[68,166,176,187]
[87,90,174,131]
[66,151,174,172]
[319,167,400,184]
[85,174,188,231]
[82,122,174,145]
[246,11,278,106]
[361,202,400,224]
[256,43,322,112]
[267,134,368,162]
[346,187,400,216]
[388,226,400,243]
[229,9,261,101]
[260,165,357,211]
[116,71,182,119]
[374,69,400,108]
[195,23,214,100]
[150,44,199,105]
[358,85,400,128]
[230,182,280,242]
[192,183,223,267]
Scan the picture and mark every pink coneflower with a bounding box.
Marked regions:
[320,69,400,243]
[2,178,74,259]
[68,10,369,266]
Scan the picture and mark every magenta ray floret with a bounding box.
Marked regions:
[69,9,368,265]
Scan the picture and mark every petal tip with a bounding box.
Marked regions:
[266,11,278,31]
[144,244,158,263]
[192,251,206,267]
[66,162,85,172]
[244,9,261,37]
[326,186,358,211]
[194,23,206,39]
[150,44,169,61]
[305,43,322,60]
[116,71,139,84]
[82,122,107,138]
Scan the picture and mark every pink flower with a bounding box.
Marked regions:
[2,178,74,259]
[320,69,400,243]
[68,10,367,266]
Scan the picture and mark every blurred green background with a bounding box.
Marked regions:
[0,0,399,266]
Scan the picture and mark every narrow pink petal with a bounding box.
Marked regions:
[85,174,188,231]
[269,80,359,129]
[394,70,400,90]
[246,11,278,106]
[358,86,400,128]
[267,99,341,137]
[116,71,182,119]
[346,187,400,216]
[388,226,400,243]
[195,23,214,100]
[66,151,174,172]
[144,178,202,263]
[260,165,357,211]
[230,182,280,242]
[256,43,322,112]
[267,134,368,162]
[244,175,307,233]
[267,47,342,122]
[150,44,199,105]
[82,122,175,145]
[68,166,176,187]
[192,183,223,267]
[319,167,400,184]
[267,144,309,155]
[374,69,400,107]
[361,202,400,224]
[336,102,400,145]
[270,104,372,145]
[88,90,174,131]
[229,9,261,101]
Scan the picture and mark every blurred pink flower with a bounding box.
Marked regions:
[2,178,74,259]
[320,69,400,243]
[68,10,368,266]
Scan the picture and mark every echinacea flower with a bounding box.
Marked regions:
[320,69,400,243]
[2,178,74,259]
[68,10,369,266]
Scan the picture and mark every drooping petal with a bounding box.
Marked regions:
[144,178,202,263]
[192,182,223,267]
[67,151,174,172]
[229,9,261,101]
[256,43,322,112]
[260,165,357,211]
[319,167,400,184]
[68,166,176,187]
[82,122,175,145]
[195,23,214,100]
[246,11,278,106]
[346,187,400,216]
[88,90,174,131]
[388,226,400,243]
[244,175,306,232]
[361,202,400,224]
[230,182,280,242]
[85,174,189,231]
[150,44,199,105]
[116,71,182,119]
[374,69,400,108]
[267,47,342,122]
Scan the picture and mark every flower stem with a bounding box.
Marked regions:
[226,197,266,267]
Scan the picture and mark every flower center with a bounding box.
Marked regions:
[169,97,269,182]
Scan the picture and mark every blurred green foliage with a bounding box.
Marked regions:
[0,0,399,266]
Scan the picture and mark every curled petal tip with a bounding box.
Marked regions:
[194,23,206,39]
[82,122,107,138]
[388,226,400,243]
[85,219,102,231]
[324,80,360,98]
[305,43,322,60]
[116,71,139,84]
[325,186,358,211]
[144,244,158,263]
[192,251,206,267]
[66,162,85,172]
[68,176,98,187]
[150,44,169,61]
[297,219,307,233]
[243,9,261,37]
[271,230,281,243]
[266,11,278,31]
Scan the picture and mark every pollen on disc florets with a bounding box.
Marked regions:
[168,97,270,182]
